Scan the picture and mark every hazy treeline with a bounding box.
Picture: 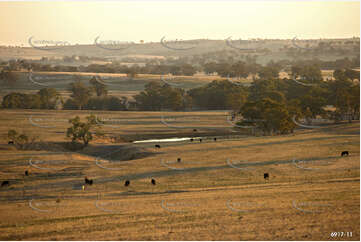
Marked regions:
[0,51,359,78]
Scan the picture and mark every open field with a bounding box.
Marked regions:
[0,109,359,240]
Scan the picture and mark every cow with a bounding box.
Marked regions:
[214,137,217,141]
[193,129,197,132]
[264,173,269,180]
[199,139,202,143]
[125,180,130,187]
[190,138,194,142]
[341,151,349,157]
[8,141,14,145]
[1,181,9,187]
[85,177,93,185]
[151,179,156,185]
[155,144,161,149]
[177,158,181,162]
[25,170,29,176]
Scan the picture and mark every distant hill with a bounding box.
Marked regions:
[0,37,359,65]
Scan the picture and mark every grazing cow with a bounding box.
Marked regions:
[125,180,130,187]
[1,181,9,187]
[199,139,202,143]
[190,138,194,142]
[264,173,269,180]
[85,177,93,185]
[155,144,161,149]
[341,151,349,157]
[177,158,181,162]
[151,179,156,185]
[25,170,29,176]
[214,137,217,141]
[193,129,197,132]
[8,141,14,145]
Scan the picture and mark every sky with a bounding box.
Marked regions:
[0,0,359,46]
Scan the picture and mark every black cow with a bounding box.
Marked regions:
[199,139,202,142]
[1,181,9,187]
[177,158,181,162]
[193,129,197,132]
[155,144,161,149]
[8,141,14,145]
[190,138,194,142]
[341,151,349,157]
[25,170,29,176]
[214,137,217,141]
[85,177,93,185]
[151,179,156,185]
[125,180,130,187]
[264,173,269,180]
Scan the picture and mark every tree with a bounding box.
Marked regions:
[248,79,277,102]
[85,96,126,111]
[68,81,92,110]
[66,115,98,146]
[1,93,41,109]
[239,98,295,135]
[37,88,59,109]
[327,78,358,122]
[134,82,186,111]
[203,62,218,75]
[291,63,322,82]
[7,129,37,150]
[180,64,196,76]
[7,130,17,141]
[231,61,250,79]
[0,70,18,86]
[258,66,280,80]
[188,80,247,110]
[2,93,25,108]
[89,76,108,96]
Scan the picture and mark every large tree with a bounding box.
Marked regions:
[134,81,185,111]
[37,88,59,109]
[68,81,92,110]
[66,115,98,146]
[240,98,295,135]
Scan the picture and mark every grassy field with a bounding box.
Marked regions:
[0,109,359,240]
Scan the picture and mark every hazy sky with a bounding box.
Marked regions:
[0,1,359,46]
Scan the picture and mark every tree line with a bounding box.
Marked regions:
[1,55,359,80]
[1,64,359,136]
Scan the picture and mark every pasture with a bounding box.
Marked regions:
[0,109,359,240]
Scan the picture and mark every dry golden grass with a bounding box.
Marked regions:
[0,109,359,240]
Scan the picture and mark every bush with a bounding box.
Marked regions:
[7,129,38,150]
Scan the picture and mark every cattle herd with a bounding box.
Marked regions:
[0,139,351,195]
